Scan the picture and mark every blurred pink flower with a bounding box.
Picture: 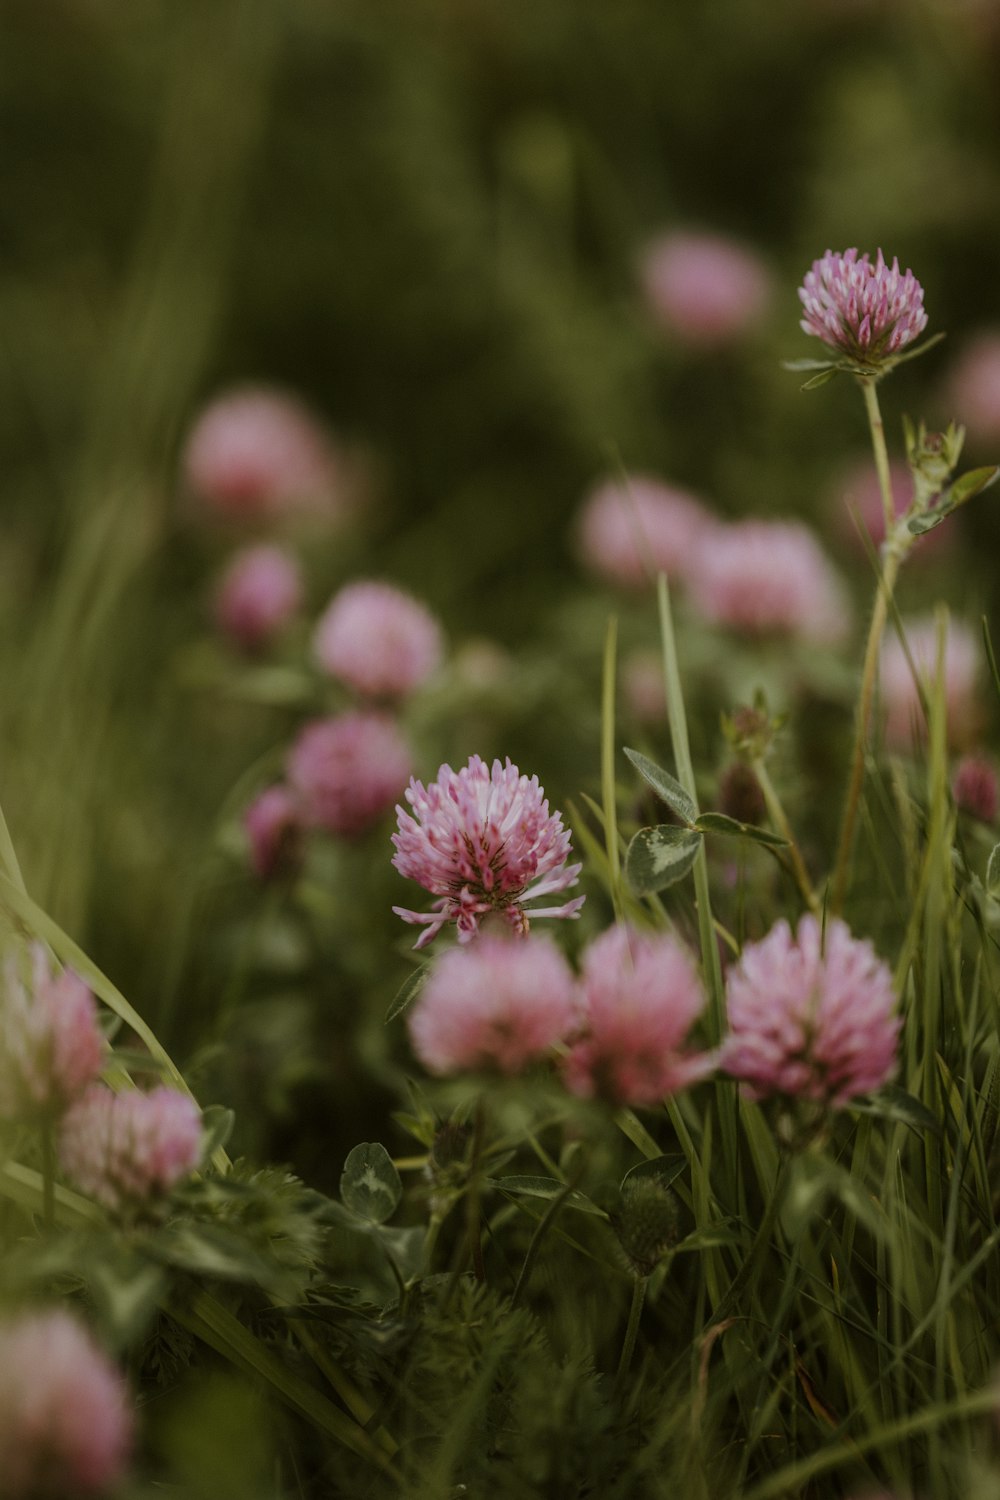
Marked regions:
[952,754,998,822]
[564,924,711,1107]
[0,1310,132,1497]
[880,615,980,749]
[798,248,927,363]
[287,711,412,838]
[213,543,302,650]
[182,385,342,522]
[946,331,1000,441]
[59,1084,202,1212]
[621,649,666,723]
[689,518,848,641]
[639,230,771,345]
[244,784,303,878]
[721,915,899,1107]
[313,580,443,698]
[576,473,715,589]
[392,754,584,949]
[0,944,104,1122]
[408,933,577,1075]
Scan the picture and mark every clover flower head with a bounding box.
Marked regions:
[880,614,980,749]
[213,543,302,650]
[408,933,577,1075]
[392,755,584,949]
[59,1085,203,1212]
[182,385,341,522]
[313,580,443,698]
[721,915,899,1107]
[0,1310,132,1497]
[0,944,104,1122]
[244,784,303,879]
[689,518,848,642]
[564,923,711,1107]
[288,711,412,838]
[952,754,998,823]
[640,229,771,345]
[576,474,715,589]
[798,248,927,364]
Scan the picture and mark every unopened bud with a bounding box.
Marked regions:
[611,1177,680,1278]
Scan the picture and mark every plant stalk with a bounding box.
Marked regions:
[616,1274,648,1387]
[752,760,820,916]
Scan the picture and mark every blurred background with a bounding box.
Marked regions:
[3,0,1000,1181]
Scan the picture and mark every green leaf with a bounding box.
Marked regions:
[987,844,1000,899]
[984,616,1000,708]
[800,367,839,391]
[622,748,696,825]
[624,825,702,895]
[200,1105,236,1160]
[489,1175,608,1217]
[674,1221,741,1252]
[907,509,952,535]
[693,811,788,847]
[886,329,947,368]
[852,1084,943,1138]
[340,1143,402,1224]
[385,966,429,1024]
[780,358,837,373]
[948,464,999,509]
[620,1154,687,1192]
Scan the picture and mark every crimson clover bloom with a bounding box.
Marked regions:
[798,248,927,365]
[564,923,712,1107]
[0,1310,132,1497]
[721,915,899,1108]
[59,1084,203,1213]
[408,932,577,1075]
[0,944,104,1123]
[392,754,584,949]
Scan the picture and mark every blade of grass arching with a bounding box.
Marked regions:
[174,1290,400,1479]
[667,1103,724,1310]
[741,1384,999,1500]
[983,615,1000,706]
[919,616,951,1245]
[0,873,229,1174]
[0,1161,103,1228]
[601,615,624,920]
[0,796,26,896]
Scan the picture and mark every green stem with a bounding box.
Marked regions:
[752,760,820,916]
[616,1274,648,1387]
[601,615,624,920]
[830,548,903,914]
[656,575,724,1039]
[831,377,909,913]
[861,378,895,540]
[511,1172,582,1307]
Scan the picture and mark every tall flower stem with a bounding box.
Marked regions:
[861,377,896,539]
[616,1274,648,1388]
[830,378,907,914]
[656,575,724,1039]
[752,759,820,916]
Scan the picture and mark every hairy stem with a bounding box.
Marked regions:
[752,760,820,916]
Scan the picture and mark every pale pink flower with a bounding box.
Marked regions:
[182,385,341,521]
[244,784,303,878]
[639,230,772,345]
[946,331,1000,441]
[59,1085,202,1212]
[392,755,584,949]
[721,915,899,1107]
[408,933,577,1075]
[288,711,412,838]
[880,615,980,749]
[213,543,302,650]
[688,519,848,641]
[952,754,998,822]
[0,945,104,1122]
[313,580,443,698]
[576,474,715,589]
[564,924,711,1107]
[798,248,927,363]
[0,1310,132,1497]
